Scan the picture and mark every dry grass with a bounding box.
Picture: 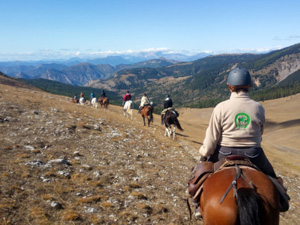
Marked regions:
[0,79,299,224]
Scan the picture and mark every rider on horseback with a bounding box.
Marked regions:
[101,90,106,97]
[161,95,176,125]
[194,68,289,218]
[139,93,150,113]
[90,91,95,100]
[122,90,131,106]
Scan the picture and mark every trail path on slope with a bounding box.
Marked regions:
[0,82,299,224]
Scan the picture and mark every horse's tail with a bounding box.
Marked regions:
[237,188,262,225]
[149,107,153,122]
[174,117,183,131]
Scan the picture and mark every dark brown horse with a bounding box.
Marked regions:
[199,166,280,225]
[141,105,153,127]
[163,110,183,140]
[98,97,109,109]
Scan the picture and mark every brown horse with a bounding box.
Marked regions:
[71,99,79,103]
[199,166,280,225]
[98,97,109,109]
[141,105,153,127]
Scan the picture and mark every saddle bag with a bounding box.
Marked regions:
[188,161,213,198]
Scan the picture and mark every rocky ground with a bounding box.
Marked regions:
[0,77,299,224]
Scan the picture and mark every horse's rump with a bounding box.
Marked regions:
[141,105,153,126]
[163,110,183,131]
[71,99,79,103]
[124,100,133,111]
[199,166,279,225]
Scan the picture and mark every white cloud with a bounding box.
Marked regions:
[0,46,288,62]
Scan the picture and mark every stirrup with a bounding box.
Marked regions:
[194,207,202,220]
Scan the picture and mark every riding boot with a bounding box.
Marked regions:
[194,204,202,220]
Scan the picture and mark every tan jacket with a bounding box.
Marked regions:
[199,91,265,157]
[140,96,150,107]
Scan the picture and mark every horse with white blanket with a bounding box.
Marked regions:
[79,97,85,105]
[90,97,98,108]
[123,100,133,120]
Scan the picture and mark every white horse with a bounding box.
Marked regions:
[90,97,98,108]
[79,97,85,105]
[123,100,133,120]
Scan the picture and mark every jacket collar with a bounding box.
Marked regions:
[230,91,249,99]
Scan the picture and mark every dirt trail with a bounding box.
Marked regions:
[0,82,299,224]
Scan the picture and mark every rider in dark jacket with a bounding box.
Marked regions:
[101,90,106,97]
[161,95,173,124]
[164,95,173,109]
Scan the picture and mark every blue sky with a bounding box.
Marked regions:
[1,0,300,61]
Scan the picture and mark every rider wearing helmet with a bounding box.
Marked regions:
[195,67,289,218]
[122,90,132,106]
[139,93,150,113]
[101,90,106,97]
[90,91,95,100]
[161,95,174,125]
[163,95,173,109]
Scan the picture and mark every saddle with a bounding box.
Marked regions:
[162,108,179,117]
[187,156,258,205]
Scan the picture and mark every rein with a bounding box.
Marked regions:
[219,165,256,204]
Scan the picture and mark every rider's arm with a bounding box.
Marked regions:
[199,105,222,158]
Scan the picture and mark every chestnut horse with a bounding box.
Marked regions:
[141,105,153,127]
[98,97,109,109]
[71,99,79,103]
[200,166,280,225]
[163,110,183,140]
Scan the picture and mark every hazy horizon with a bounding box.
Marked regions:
[1,0,300,61]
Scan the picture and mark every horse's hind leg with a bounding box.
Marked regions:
[165,126,171,137]
[173,126,176,140]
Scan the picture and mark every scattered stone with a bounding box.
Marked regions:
[25,160,45,167]
[93,170,102,178]
[24,145,35,151]
[51,201,63,209]
[46,158,70,165]
[84,207,98,213]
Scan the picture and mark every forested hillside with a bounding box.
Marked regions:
[20,78,122,105]
[89,43,300,110]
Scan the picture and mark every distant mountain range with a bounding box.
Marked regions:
[0,51,211,67]
[0,57,180,86]
[1,43,300,110]
[87,43,300,107]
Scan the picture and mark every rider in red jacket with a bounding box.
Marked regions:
[122,91,132,105]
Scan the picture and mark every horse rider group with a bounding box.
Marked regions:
[73,90,106,102]
[123,91,176,120]
[124,69,290,220]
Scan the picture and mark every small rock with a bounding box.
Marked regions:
[84,207,98,213]
[51,201,63,209]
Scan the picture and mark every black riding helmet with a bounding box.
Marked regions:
[227,68,251,86]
